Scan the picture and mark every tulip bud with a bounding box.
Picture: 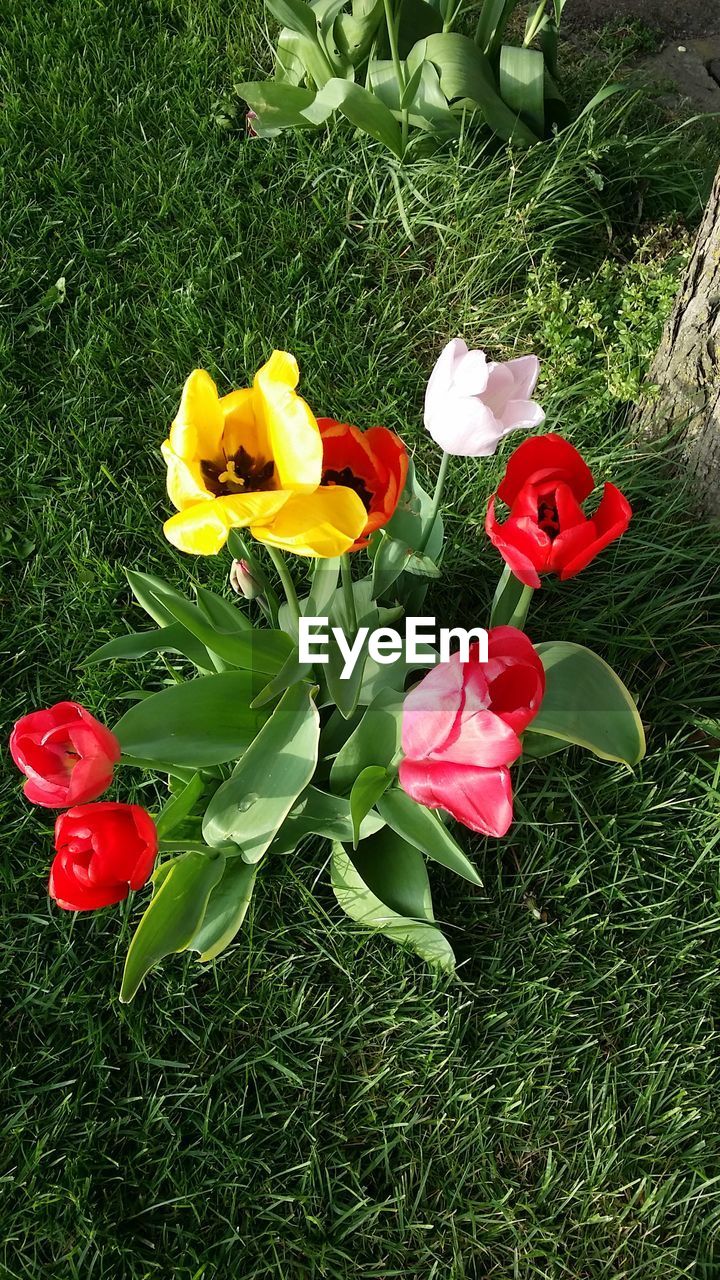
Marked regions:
[230,558,262,600]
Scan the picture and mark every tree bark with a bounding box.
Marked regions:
[633,163,720,517]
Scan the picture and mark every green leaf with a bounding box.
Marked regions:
[251,649,312,708]
[397,0,443,57]
[124,571,212,668]
[499,44,545,138]
[474,0,519,55]
[322,622,369,720]
[238,80,319,130]
[331,830,455,971]
[350,765,392,847]
[202,683,320,861]
[272,785,385,853]
[521,729,568,758]
[266,0,319,40]
[301,78,404,156]
[120,850,226,1002]
[114,671,267,768]
[131,574,293,675]
[404,551,441,578]
[330,689,403,793]
[195,584,253,633]
[410,32,540,145]
[533,641,646,766]
[83,623,212,670]
[156,773,206,839]
[376,787,483,886]
[490,563,535,628]
[187,857,258,962]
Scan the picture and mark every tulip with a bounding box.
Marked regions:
[10,702,121,809]
[424,338,545,457]
[162,352,367,558]
[254,417,408,555]
[485,433,632,589]
[398,627,545,837]
[230,558,263,599]
[49,803,158,912]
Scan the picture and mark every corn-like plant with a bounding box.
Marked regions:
[239,0,618,158]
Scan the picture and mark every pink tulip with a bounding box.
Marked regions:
[424,338,545,457]
[398,627,545,837]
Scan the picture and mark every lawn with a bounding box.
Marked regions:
[2,2,720,1277]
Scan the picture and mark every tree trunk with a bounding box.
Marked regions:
[633,163,720,517]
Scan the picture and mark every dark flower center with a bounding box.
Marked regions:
[202,446,275,496]
[322,466,374,513]
[537,498,560,539]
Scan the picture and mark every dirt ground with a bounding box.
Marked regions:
[565,0,720,40]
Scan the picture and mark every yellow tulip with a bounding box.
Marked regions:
[161,352,367,558]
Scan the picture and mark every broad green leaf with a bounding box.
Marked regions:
[272,785,385,853]
[404,551,441,578]
[187,857,258,961]
[266,0,319,40]
[410,33,540,145]
[331,832,455,971]
[334,0,384,66]
[521,729,568,758]
[371,529,413,599]
[397,0,443,56]
[301,78,404,156]
[83,623,212,670]
[195,584,253,633]
[499,44,544,138]
[124,570,212,668]
[475,0,519,55]
[533,641,646,765]
[376,787,483,886]
[330,689,403,792]
[308,557,341,614]
[202,683,320,860]
[490,563,534,628]
[114,671,267,767]
[322,610,376,720]
[120,850,226,1002]
[350,765,392,847]
[251,650,312,708]
[132,574,293,675]
[156,773,206,839]
[239,80,319,130]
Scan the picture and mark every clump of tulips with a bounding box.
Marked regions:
[10,341,644,999]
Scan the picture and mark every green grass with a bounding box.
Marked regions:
[2,2,720,1276]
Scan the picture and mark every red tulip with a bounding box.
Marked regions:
[10,701,121,808]
[486,433,632,589]
[318,418,408,550]
[49,803,158,911]
[399,627,545,837]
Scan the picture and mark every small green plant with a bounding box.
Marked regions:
[239,0,619,158]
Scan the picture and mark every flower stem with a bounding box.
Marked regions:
[266,545,301,628]
[340,554,358,634]
[418,450,451,556]
[382,0,409,156]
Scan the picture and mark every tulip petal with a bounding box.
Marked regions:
[505,354,540,400]
[161,440,214,510]
[168,369,225,467]
[49,853,128,911]
[452,347,490,396]
[220,388,265,461]
[401,657,465,759]
[254,351,322,493]
[557,483,632,580]
[398,759,514,838]
[163,490,290,555]
[250,485,367,558]
[497,433,595,505]
[485,497,544,589]
[499,400,545,434]
[437,709,522,769]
